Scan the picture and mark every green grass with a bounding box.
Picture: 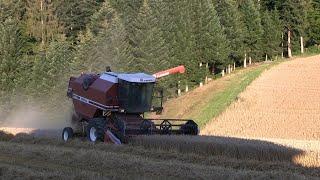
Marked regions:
[192,61,282,128]
[292,45,320,57]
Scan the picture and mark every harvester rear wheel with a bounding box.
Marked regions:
[86,118,106,142]
[62,127,74,142]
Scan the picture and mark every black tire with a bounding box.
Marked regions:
[62,127,74,142]
[160,120,172,134]
[140,120,153,135]
[86,118,106,142]
[111,117,126,143]
[181,120,199,135]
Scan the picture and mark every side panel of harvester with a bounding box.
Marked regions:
[68,74,119,119]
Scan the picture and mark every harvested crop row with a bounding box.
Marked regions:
[0,132,319,179]
[0,140,311,179]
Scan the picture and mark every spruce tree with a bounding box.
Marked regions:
[307,0,320,45]
[130,0,169,73]
[281,0,311,54]
[30,41,73,95]
[109,0,143,47]
[193,0,230,75]
[146,0,190,95]
[261,10,282,59]
[239,0,264,61]
[150,0,184,68]
[55,0,103,41]
[0,0,26,22]
[25,0,62,48]
[214,0,246,66]
[0,19,24,92]
[88,0,117,36]
[171,0,198,84]
[75,1,133,73]
[261,0,311,55]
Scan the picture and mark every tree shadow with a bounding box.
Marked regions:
[0,130,319,178]
[131,135,320,178]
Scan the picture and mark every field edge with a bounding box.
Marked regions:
[195,60,283,128]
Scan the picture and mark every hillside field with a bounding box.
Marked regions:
[1,56,320,179]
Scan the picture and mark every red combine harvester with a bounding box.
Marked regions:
[63,65,199,144]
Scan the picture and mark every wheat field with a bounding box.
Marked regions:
[202,55,320,169]
[202,55,320,140]
[0,132,319,179]
[1,56,320,179]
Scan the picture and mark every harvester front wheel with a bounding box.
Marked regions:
[62,127,74,142]
[140,120,153,135]
[110,117,126,143]
[87,118,106,142]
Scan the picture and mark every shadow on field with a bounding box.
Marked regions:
[131,135,303,161]
[131,135,320,175]
[0,130,319,178]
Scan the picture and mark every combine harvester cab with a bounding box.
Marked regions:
[63,66,198,144]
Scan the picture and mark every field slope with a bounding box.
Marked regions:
[155,61,280,127]
[1,56,320,179]
[202,55,320,141]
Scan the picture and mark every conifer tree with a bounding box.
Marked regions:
[145,0,190,93]
[281,0,310,54]
[214,0,246,65]
[25,0,62,48]
[109,0,143,46]
[31,41,73,95]
[190,0,229,76]
[261,0,312,55]
[239,0,264,61]
[75,1,133,73]
[0,0,26,22]
[55,0,103,41]
[261,11,282,59]
[0,19,25,92]
[170,0,198,84]
[307,0,320,45]
[88,0,117,36]
[130,0,169,73]
[262,11,282,58]
[149,0,194,69]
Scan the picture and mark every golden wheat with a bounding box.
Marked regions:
[202,55,320,168]
[0,132,319,179]
[202,55,320,140]
[1,56,320,179]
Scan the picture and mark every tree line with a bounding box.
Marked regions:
[0,0,319,111]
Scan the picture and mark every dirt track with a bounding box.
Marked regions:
[202,55,320,145]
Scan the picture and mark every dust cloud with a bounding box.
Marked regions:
[0,101,73,136]
[4,105,70,128]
